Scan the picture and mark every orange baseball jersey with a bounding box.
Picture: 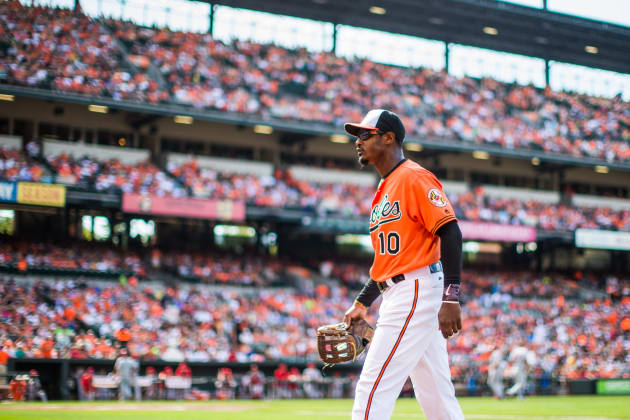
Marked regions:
[369,159,457,282]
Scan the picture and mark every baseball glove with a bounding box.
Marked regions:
[317,319,374,366]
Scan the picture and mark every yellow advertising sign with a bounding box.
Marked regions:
[17,182,66,207]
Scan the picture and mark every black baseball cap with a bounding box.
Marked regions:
[344,109,406,143]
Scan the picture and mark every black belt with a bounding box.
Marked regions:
[376,261,443,293]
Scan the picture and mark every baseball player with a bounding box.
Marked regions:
[487,346,507,399]
[114,348,138,401]
[27,370,47,402]
[343,109,465,420]
[506,342,534,400]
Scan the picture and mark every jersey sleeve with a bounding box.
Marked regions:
[406,170,457,235]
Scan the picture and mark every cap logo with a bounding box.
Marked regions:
[428,188,447,207]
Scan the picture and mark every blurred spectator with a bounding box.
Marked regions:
[241,364,265,399]
[144,366,158,400]
[0,344,8,385]
[175,362,191,378]
[79,367,95,401]
[215,367,236,400]
[274,363,290,399]
[9,374,27,401]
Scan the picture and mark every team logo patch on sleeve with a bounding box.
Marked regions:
[427,188,447,207]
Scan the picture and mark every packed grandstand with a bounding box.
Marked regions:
[0,0,629,402]
[1,145,629,230]
[1,1,629,162]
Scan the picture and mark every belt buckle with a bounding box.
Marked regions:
[430,261,442,274]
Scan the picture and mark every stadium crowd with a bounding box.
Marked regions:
[1,146,630,230]
[47,153,187,197]
[0,272,628,383]
[109,20,630,163]
[167,159,373,217]
[157,251,284,286]
[0,276,346,362]
[0,1,167,102]
[452,189,630,232]
[163,159,630,229]
[0,146,46,182]
[0,243,286,287]
[0,242,145,276]
[450,295,630,383]
[1,2,629,163]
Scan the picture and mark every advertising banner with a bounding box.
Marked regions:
[0,181,17,203]
[135,376,154,387]
[575,228,630,251]
[17,182,66,207]
[92,375,120,389]
[458,221,536,242]
[122,193,245,222]
[596,379,630,395]
[164,376,192,389]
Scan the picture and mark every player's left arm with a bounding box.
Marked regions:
[407,171,462,338]
[436,220,463,339]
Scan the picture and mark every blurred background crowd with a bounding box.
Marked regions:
[1,271,628,380]
[2,145,630,230]
[1,1,629,163]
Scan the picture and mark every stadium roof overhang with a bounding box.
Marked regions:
[209,0,630,74]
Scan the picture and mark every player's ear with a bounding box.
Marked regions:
[382,131,396,145]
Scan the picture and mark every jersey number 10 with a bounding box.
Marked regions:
[378,231,400,255]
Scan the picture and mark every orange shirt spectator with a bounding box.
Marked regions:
[115,328,132,343]
[0,348,9,365]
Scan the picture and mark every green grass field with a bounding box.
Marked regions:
[1,396,629,420]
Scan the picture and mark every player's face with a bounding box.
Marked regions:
[355,130,383,168]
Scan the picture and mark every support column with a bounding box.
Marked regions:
[148,126,161,158]
[209,4,214,37]
[60,359,70,400]
[545,59,550,87]
[445,42,450,73]
[332,24,338,54]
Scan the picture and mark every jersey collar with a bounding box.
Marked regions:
[382,159,407,180]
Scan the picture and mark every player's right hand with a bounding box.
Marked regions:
[343,302,367,328]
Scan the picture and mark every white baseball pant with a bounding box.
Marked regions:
[352,265,465,420]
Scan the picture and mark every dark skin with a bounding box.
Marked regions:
[344,129,462,339]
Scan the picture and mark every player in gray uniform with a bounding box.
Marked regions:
[114,349,139,401]
[506,343,533,400]
[302,362,323,399]
[487,346,506,399]
[27,370,47,402]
